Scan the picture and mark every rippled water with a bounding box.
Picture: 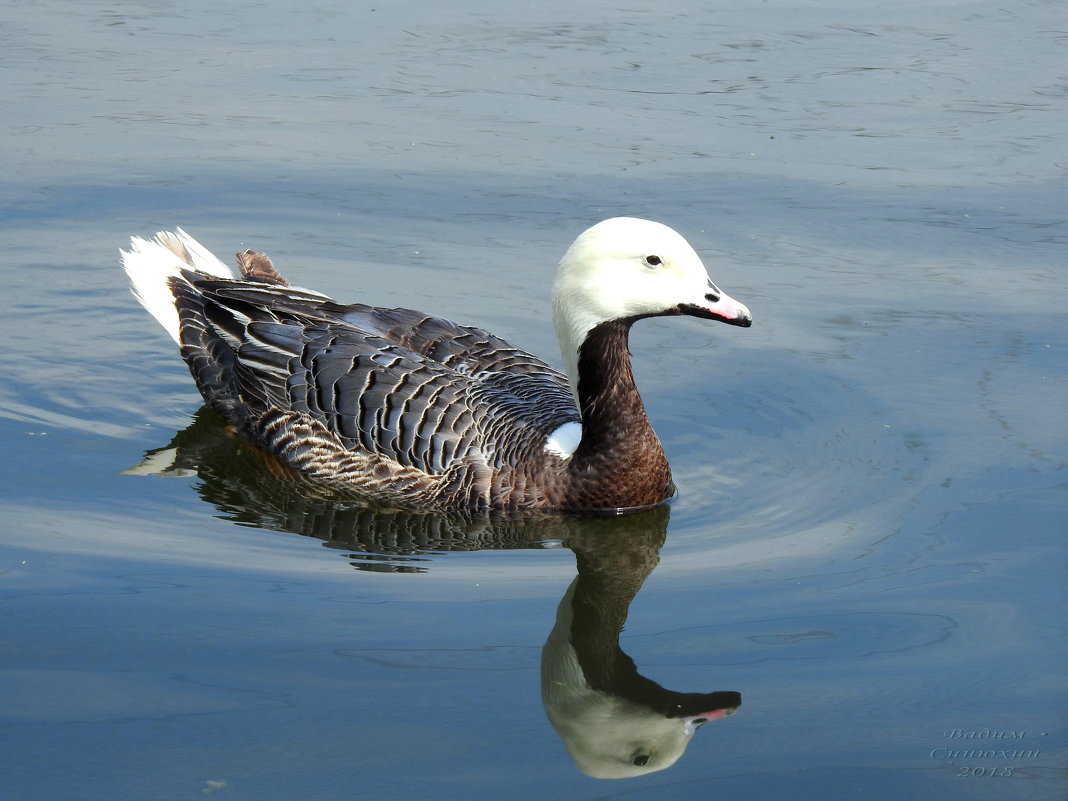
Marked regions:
[1,1,1066,799]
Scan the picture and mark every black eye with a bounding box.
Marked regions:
[644,255,662,267]
[633,754,650,767]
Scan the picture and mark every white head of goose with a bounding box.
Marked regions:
[121,217,751,514]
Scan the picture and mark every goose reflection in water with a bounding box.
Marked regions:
[127,408,741,777]
[542,520,740,778]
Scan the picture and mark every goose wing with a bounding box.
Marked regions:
[173,275,578,475]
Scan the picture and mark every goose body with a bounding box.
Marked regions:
[120,219,751,513]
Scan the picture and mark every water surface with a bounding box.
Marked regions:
[1,1,1065,799]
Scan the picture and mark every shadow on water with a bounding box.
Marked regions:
[129,408,742,778]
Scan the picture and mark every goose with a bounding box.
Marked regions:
[120,218,751,513]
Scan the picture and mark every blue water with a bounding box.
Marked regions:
[1,1,1065,799]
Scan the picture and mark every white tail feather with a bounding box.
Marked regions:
[120,229,233,343]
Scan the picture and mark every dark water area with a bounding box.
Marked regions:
[1,1,1066,799]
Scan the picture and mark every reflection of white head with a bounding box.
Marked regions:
[552,218,752,399]
[541,580,736,778]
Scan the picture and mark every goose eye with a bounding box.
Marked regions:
[632,754,650,767]
[643,255,662,267]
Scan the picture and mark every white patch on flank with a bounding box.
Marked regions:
[544,421,582,459]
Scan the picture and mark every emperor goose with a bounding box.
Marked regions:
[120,218,751,513]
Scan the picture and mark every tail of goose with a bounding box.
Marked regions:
[120,229,234,343]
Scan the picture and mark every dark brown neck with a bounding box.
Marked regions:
[566,319,672,509]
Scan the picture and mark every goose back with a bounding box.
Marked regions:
[170,268,580,510]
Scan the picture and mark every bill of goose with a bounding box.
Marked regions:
[120,218,752,513]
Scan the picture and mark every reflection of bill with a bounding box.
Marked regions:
[541,518,741,778]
